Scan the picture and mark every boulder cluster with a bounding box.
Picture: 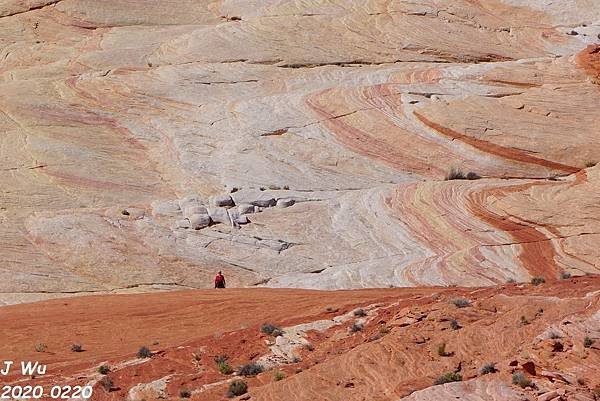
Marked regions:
[154,193,296,231]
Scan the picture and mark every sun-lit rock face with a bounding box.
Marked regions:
[1,0,600,302]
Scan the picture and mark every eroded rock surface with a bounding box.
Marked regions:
[1,1,600,302]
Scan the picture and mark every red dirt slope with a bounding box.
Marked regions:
[1,281,599,400]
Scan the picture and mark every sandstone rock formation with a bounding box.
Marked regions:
[1,1,600,303]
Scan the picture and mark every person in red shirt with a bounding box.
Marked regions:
[214,271,226,289]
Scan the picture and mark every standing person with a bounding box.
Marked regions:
[214,271,226,289]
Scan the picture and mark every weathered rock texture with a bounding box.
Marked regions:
[1,1,600,302]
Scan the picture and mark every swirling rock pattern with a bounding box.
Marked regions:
[1,0,600,302]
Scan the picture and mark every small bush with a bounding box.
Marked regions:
[445,167,466,180]
[437,343,451,357]
[261,323,283,337]
[227,380,248,398]
[214,354,229,364]
[466,171,481,180]
[353,308,367,317]
[450,319,460,330]
[584,336,594,348]
[531,277,545,286]
[274,371,285,381]
[218,361,233,375]
[98,365,110,375]
[434,372,462,385]
[71,343,83,352]
[585,161,597,168]
[560,272,572,280]
[451,298,471,308]
[349,322,363,333]
[480,362,497,375]
[549,331,562,339]
[137,346,152,359]
[179,388,191,398]
[512,372,531,388]
[520,315,530,326]
[35,343,47,353]
[238,363,263,377]
[99,376,113,392]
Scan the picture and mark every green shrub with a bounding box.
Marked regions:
[512,372,531,388]
[584,161,597,168]
[520,316,530,326]
[466,171,481,180]
[451,298,471,308]
[480,362,497,375]
[238,363,263,377]
[261,323,283,337]
[98,365,110,375]
[35,343,47,353]
[227,380,248,398]
[349,322,363,333]
[217,361,233,375]
[99,376,113,392]
[137,346,152,358]
[531,277,545,286]
[560,272,572,280]
[583,336,593,348]
[353,308,367,317]
[450,319,460,330]
[71,343,83,352]
[445,167,466,180]
[179,388,191,398]
[437,343,451,357]
[434,372,462,385]
[274,371,285,381]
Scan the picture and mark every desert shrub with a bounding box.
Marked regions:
[451,298,471,308]
[35,343,47,353]
[214,355,229,364]
[137,346,152,359]
[238,363,263,377]
[353,308,367,317]
[179,388,191,398]
[99,376,113,392]
[215,355,233,374]
[531,277,545,286]
[437,343,451,357]
[549,331,562,339]
[445,167,466,180]
[217,360,233,375]
[450,319,460,330]
[227,380,248,398]
[480,362,497,375]
[512,372,532,388]
[466,171,481,180]
[261,323,283,337]
[560,272,572,280]
[434,372,462,385]
[71,343,83,352]
[584,336,594,348]
[274,371,285,381]
[349,322,363,333]
[520,316,530,326]
[585,161,597,168]
[98,365,110,375]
